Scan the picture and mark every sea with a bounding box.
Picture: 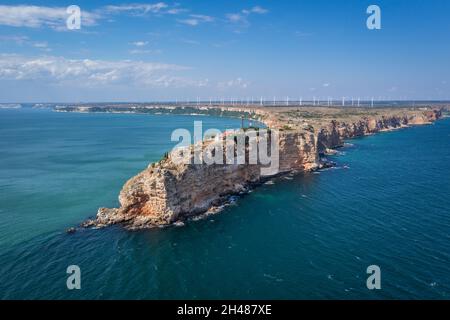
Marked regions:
[0,106,449,299]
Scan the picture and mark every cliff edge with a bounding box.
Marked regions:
[82,106,442,229]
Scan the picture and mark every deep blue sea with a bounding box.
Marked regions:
[0,107,449,299]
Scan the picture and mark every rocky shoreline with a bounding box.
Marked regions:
[74,105,443,230]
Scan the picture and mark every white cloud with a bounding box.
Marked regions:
[190,14,214,22]
[226,13,246,23]
[32,41,51,52]
[0,35,29,44]
[0,5,98,29]
[0,35,51,51]
[0,54,206,88]
[131,41,149,47]
[32,41,48,48]
[103,2,168,15]
[0,3,180,30]
[323,83,330,87]
[178,18,199,26]
[167,8,188,15]
[0,3,230,33]
[218,77,250,89]
[129,49,162,55]
[227,5,268,24]
[242,6,269,15]
[178,14,214,26]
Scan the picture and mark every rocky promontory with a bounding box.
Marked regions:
[80,105,443,229]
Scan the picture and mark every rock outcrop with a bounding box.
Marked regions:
[316,109,441,152]
[83,107,442,229]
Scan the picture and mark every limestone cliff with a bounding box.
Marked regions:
[84,107,442,229]
[89,130,319,229]
[316,109,441,152]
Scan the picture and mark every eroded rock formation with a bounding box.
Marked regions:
[317,109,441,152]
[83,107,442,229]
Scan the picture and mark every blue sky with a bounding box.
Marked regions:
[0,0,449,102]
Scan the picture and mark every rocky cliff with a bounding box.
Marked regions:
[84,107,442,230]
[88,129,319,229]
[316,109,441,152]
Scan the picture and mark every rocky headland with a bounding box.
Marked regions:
[73,104,444,230]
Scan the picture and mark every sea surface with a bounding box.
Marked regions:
[0,108,449,299]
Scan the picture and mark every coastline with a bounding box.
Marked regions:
[60,104,445,231]
[54,105,266,123]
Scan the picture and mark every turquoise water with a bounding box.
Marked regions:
[0,108,449,299]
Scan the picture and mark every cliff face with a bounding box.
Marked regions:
[316,109,441,152]
[91,130,320,229]
[86,108,442,229]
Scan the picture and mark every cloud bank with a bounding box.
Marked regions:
[0,54,204,88]
[0,5,98,29]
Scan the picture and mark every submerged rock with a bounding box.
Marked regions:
[66,227,76,234]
